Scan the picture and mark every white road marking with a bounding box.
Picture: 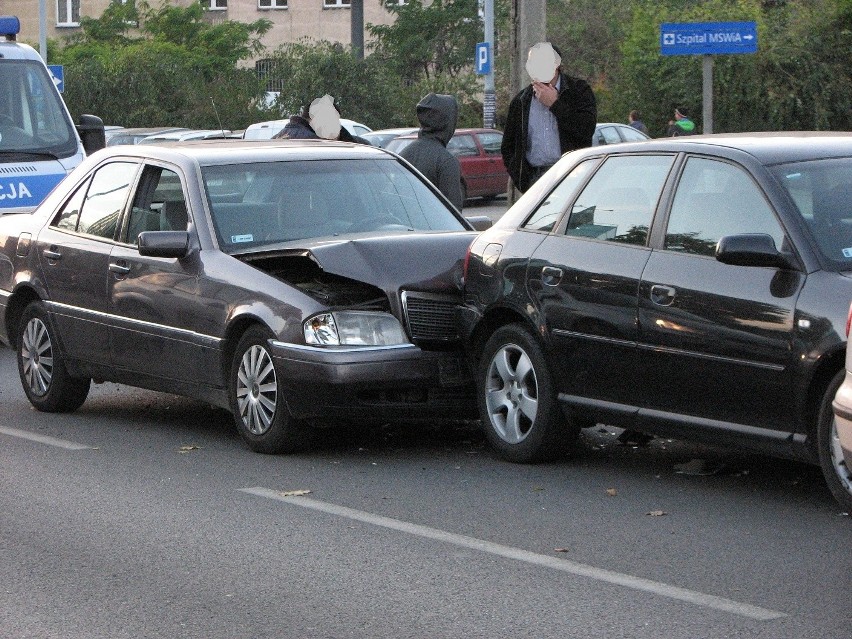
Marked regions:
[240,486,786,622]
[0,426,91,450]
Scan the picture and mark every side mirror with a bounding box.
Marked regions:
[138,231,190,259]
[465,215,493,231]
[716,233,796,270]
[76,114,106,154]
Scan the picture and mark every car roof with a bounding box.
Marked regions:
[574,131,852,164]
[90,138,395,166]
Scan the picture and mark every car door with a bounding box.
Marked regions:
[108,164,221,387]
[638,156,802,432]
[448,133,484,197]
[526,153,675,411]
[35,160,139,366]
[475,131,507,195]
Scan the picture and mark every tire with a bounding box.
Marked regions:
[477,324,578,462]
[16,301,90,413]
[817,370,852,511]
[229,326,311,454]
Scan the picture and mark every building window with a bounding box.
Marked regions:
[56,0,81,26]
[258,0,288,8]
[323,0,351,8]
[204,0,228,10]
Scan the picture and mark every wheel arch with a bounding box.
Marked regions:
[468,305,541,367]
[5,285,42,347]
[220,315,274,381]
[804,349,846,452]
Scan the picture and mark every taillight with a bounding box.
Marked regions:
[462,243,472,283]
[846,301,852,338]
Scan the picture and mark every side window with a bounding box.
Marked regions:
[620,126,649,142]
[564,155,674,245]
[522,159,598,232]
[126,166,188,245]
[478,132,503,155]
[664,157,785,256]
[77,162,138,240]
[598,126,622,145]
[447,135,478,157]
[52,177,91,232]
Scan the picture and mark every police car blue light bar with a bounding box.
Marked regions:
[0,16,21,38]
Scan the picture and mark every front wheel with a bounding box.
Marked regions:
[477,324,578,462]
[817,370,852,511]
[230,326,311,454]
[17,301,90,412]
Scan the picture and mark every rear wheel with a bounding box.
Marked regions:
[817,370,852,511]
[230,326,312,454]
[477,324,578,462]
[17,301,90,412]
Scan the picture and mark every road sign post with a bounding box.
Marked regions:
[660,21,758,134]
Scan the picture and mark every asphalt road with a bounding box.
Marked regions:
[1,338,850,637]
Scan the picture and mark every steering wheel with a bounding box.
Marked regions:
[348,215,406,233]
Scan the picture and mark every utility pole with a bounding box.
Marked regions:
[507,0,546,203]
[351,0,364,60]
[509,0,546,98]
[482,0,495,128]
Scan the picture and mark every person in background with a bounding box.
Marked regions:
[398,93,464,211]
[628,109,649,135]
[273,95,371,144]
[501,42,597,194]
[666,106,697,136]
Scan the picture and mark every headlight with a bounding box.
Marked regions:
[304,311,409,346]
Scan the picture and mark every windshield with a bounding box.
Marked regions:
[201,157,467,251]
[770,158,852,270]
[0,59,78,158]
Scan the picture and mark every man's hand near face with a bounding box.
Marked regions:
[532,81,558,108]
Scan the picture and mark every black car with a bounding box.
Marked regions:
[0,139,479,453]
[460,132,852,510]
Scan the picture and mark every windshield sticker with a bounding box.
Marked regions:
[843,248,852,258]
[231,234,254,243]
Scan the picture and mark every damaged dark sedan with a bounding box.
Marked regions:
[0,140,480,452]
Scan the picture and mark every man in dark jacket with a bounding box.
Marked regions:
[399,93,464,211]
[501,42,597,193]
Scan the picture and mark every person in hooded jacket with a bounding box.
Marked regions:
[398,93,464,211]
[666,106,697,136]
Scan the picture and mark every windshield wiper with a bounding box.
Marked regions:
[0,150,62,161]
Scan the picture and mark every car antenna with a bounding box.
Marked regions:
[210,97,226,138]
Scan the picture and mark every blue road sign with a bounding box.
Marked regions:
[47,65,64,93]
[660,22,757,56]
[475,42,491,75]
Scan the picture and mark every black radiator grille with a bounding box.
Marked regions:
[403,294,459,342]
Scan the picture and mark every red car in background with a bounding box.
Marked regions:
[387,128,509,202]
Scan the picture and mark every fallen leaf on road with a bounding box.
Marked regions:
[179,445,201,453]
[554,548,570,553]
[280,489,312,497]
[646,510,667,517]
[606,488,617,496]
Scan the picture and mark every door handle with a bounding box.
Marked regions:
[650,284,676,306]
[541,266,563,286]
[43,248,61,261]
[109,262,131,275]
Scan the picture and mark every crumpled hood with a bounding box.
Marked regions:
[237,231,477,295]
[415,93,458,147]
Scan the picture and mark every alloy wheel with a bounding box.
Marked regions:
[21,317,53,397]
[485,343,539,444]
[236,344,278,435]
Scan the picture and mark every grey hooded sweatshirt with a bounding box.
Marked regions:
[399,93,464,211]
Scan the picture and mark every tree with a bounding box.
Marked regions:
[54,1,272,130]
[367,0,482,81]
